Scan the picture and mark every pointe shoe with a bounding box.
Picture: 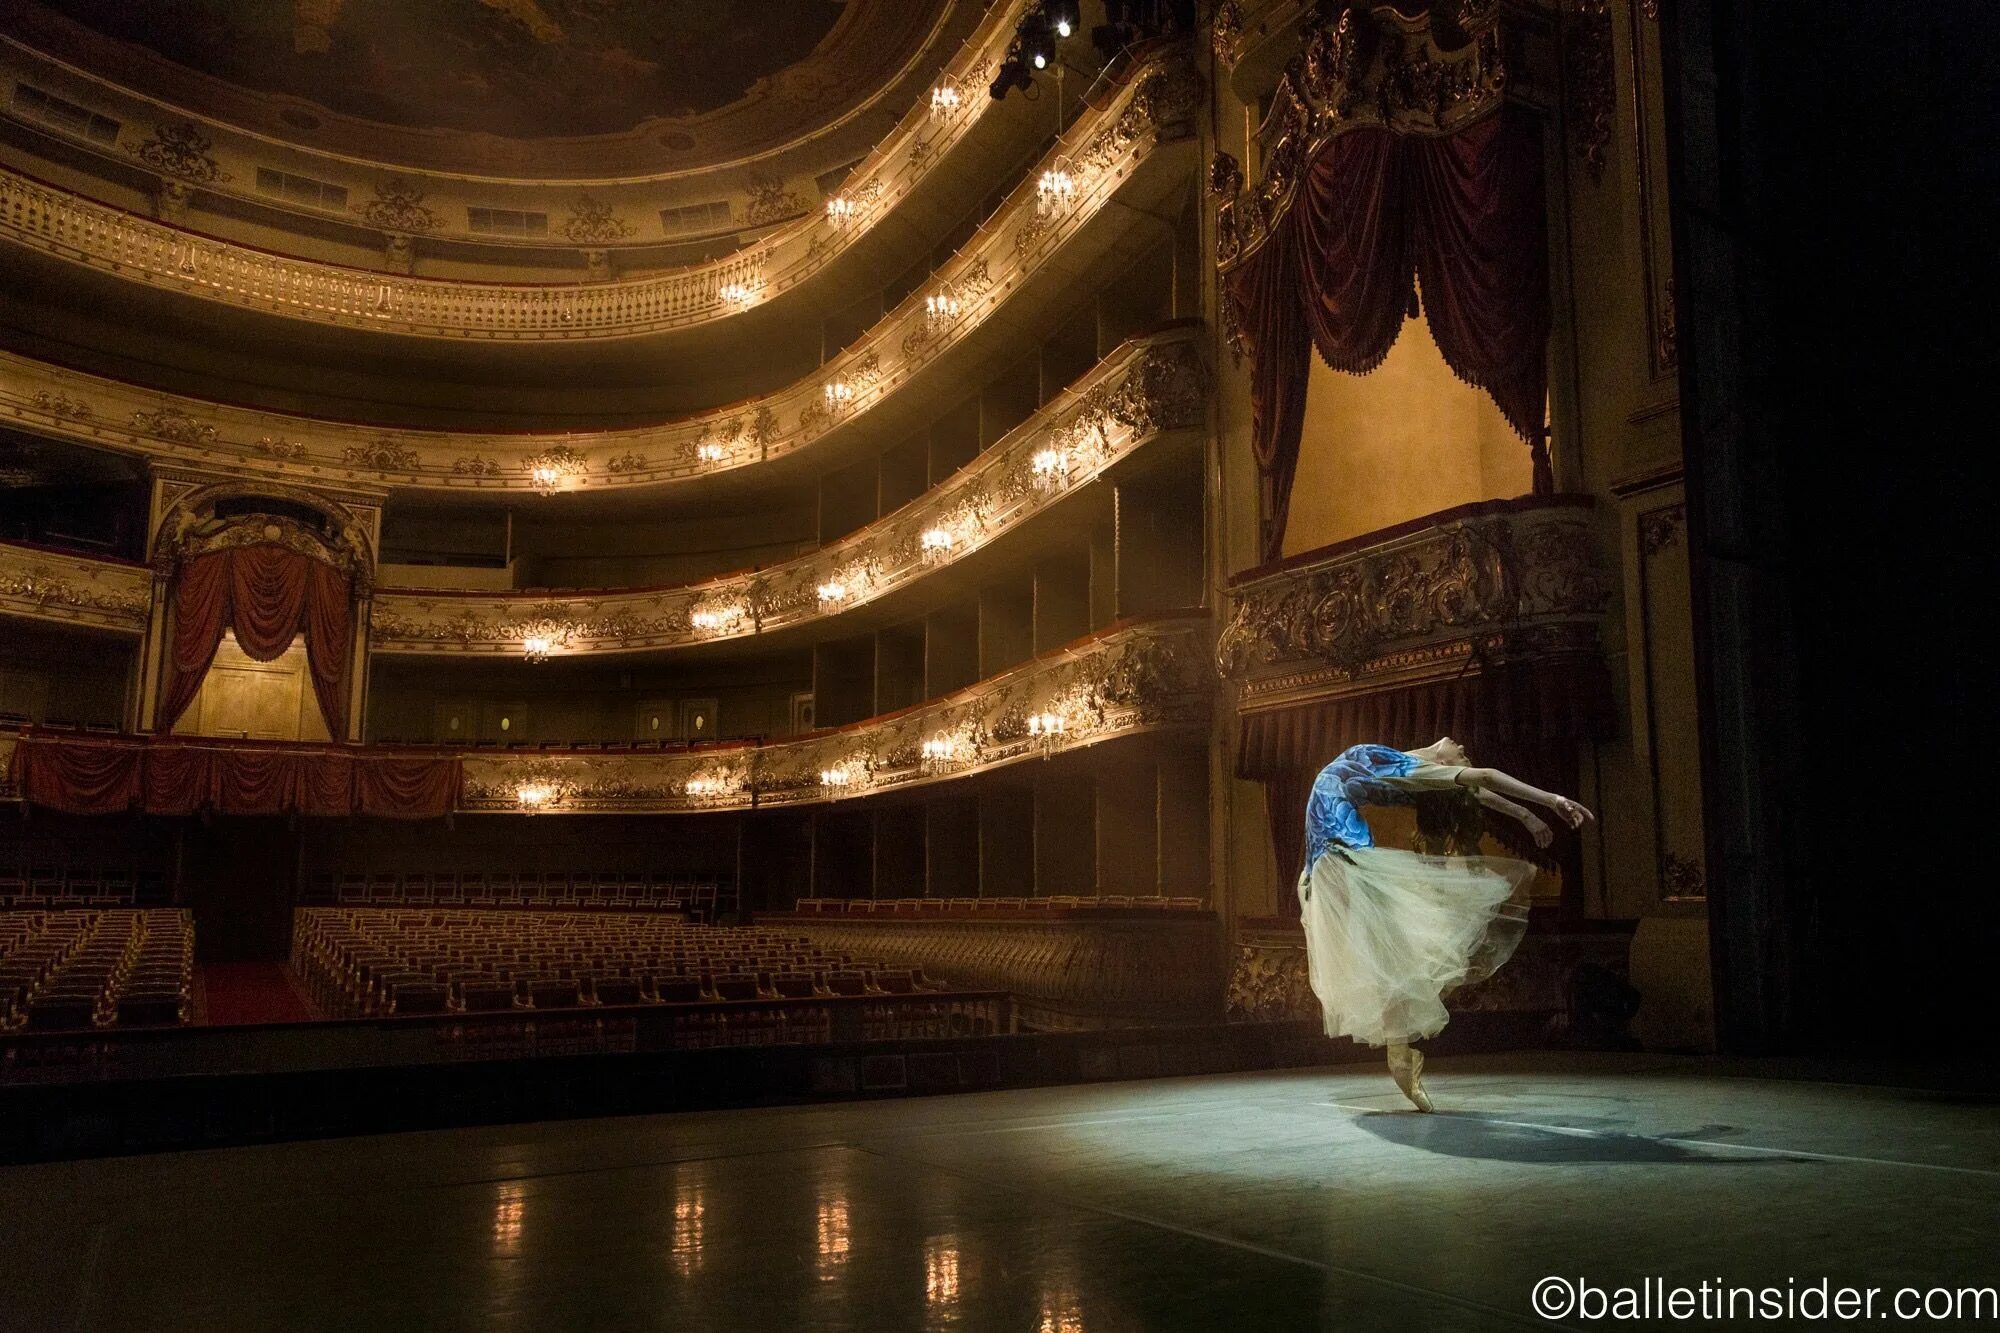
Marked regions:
[1388,1046,1435,1113]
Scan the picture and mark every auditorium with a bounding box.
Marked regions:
[0,2,1990,1328]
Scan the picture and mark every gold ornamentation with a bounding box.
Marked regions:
[1565,0,1615,185]
[1226,937,1316,1021]
[457,617,1206,812]
[606,453,647,473]
[1655,277,1678,371]
[131,408,218,445]
[256,436,308,459]
[1218,503,1610,678]
[31,391,92,420]
[1638,504,1685,559]
[0,549,153,628]
[562,194,635,244]
[343,439,420,471]
[357,176,440,233]
[131,122,228,184]
[743,171,805,226]
[1215,6,1506,270]
[451,456,503,477]
[1210,0,1245,66]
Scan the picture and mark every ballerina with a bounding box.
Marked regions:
[1297,737,1593,1111]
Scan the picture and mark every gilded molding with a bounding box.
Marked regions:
[1214,3,1508,271]
[0,542,153,633]
[1216,499,1610,703]
[0,47,1198,499]
[372,331,1207,655]
[0,6,1040,340]
[458,616,1210,813]
[1563,0,1615,185]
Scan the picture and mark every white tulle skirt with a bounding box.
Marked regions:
[1299,846,1535,1048]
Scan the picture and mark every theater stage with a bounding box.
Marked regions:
[1,1052,1993,1331]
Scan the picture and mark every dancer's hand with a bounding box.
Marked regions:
[1552,795,1594,830]
[1520,812,1553,848]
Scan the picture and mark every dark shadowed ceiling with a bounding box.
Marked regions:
[34,0,850,138]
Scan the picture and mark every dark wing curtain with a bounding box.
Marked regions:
[159,545,354,737]
[1226,110,1552,561]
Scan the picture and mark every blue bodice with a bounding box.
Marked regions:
[1302,744,1438,873]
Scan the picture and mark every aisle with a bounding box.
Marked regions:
[196,963,318,1026]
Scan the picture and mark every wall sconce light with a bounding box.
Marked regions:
[825,195,860,225]
[920,526,955,562]
[684,772,736,800]
[924,288,962,326]
[823,380,855,412]
[522,634,553,664]
[1036,161,1077,214]
[816,578,849,605]
[718,280,758,306]
[819,763,859,794]
[929,76,963,117]
[691,600,747,634]
[694,439,727,464]
[516,782,554,812]
[1031,445,1070,490]
[525,444,586,496]
[1027,710,1067,756]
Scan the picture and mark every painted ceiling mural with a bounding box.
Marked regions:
[33,0,851,139]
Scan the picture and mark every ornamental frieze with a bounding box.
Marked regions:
[0,48,1195,496]
[371,330,1206,656]
[1217,498,1610,685]
[0,543,154,633]
[458,616,1208,813]
[1214,2,1508,270]
[0,0,1020,313]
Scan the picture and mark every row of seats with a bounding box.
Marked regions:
[304,870,729,917]
[788,895,1210,917]
[293,910,943,1018]
[0,866,170,909]
[0,909,193,1031]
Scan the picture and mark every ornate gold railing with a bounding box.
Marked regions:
[371,329,1205,655]
[1215,496,1610,708]
[458,614,1209,814]
[0,541,152,634]
[0,41,1199,344]
[0,46,1200,500]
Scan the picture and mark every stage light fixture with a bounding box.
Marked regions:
[1047,0,1080,39]
[1020,14,1056,70]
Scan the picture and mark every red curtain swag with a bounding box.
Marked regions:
[158,544,354,736]
[6,734,458,819]
[1226,111,1553,561]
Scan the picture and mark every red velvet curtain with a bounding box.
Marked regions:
[8,735,457,819]
[1226,110,1551,560]
[158,545,353,737]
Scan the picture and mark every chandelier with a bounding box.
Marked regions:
[1037,159,1078,214]
[929,75,963,117]
[525,444,586,495]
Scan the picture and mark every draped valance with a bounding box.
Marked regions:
[158,543,354,737]
[1224,108,1553,561]
[6,734,457,819]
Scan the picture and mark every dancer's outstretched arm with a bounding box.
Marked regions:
[1455,766,1594,830]
[1474,788,1555,848]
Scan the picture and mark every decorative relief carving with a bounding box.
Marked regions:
[562,194,635,245]
[1659,848,1706,900]
[0,545,154,631]
[371,331,1205,656]
[31,392,92,420]
[256,436,308,460]
[1210,0,1245,67]
[1638,503,1685,558]
[451,456,503,477]
[457,617,1207,813]
[357,176,441,233]
[131,408,217,445]
[343,439,421,472]
[605,453,648,474]
[1214,6,1506,269]
[1565,0,1615,185]
[130,122,228,184]
[1655,276,1678,370]
[1217,501,1610,681]
[743,171,806,226]
[1226,935,1316,1022]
